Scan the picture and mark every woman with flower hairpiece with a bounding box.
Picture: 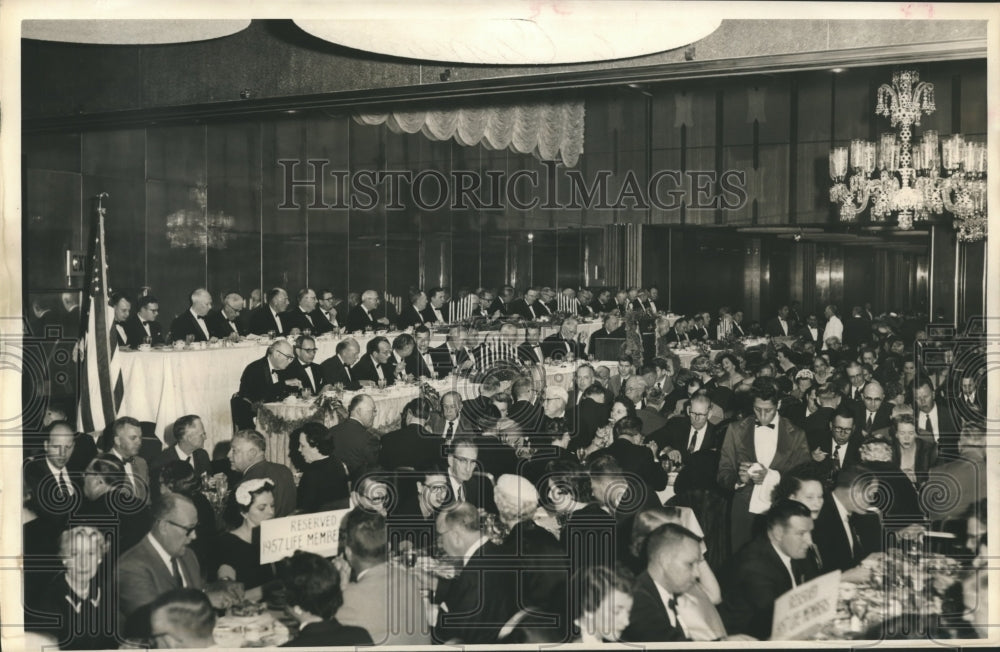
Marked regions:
[212,478,277,599]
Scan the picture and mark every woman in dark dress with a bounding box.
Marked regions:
[293,422,350,513]
[31,525,118,650]
[278,551,373,647]
[213,478,277,599]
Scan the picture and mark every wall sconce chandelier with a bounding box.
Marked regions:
[829,70,987,242]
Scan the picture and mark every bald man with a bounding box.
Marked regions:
[237,340,301,404]
[346,290,391,333]
[169,289,213,342]
[206,291,249,339]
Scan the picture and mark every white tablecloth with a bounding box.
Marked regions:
[113,318,601,454]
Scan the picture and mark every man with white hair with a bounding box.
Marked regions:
[206,291,248,339]
[247,287,291,336]
[169,288,213,342]
[542,317,585,361]
[541,385,569,432]
[346,289,391,333]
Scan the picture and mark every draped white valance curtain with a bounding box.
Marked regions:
[353,101,585,167]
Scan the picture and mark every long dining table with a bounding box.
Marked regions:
[115,320,605,454]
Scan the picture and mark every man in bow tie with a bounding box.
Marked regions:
[283,288,334,336]
[206,291,248,339]
[237,340,301,405]
[169,288,213,342]
[109,292,132,348]
[317,289,342,330]
[407,326,437,379]
[101,416,149,505]
[246,287,291,336]
[124,294,164,346]
[717,381,810,554]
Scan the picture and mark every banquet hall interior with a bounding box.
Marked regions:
[15,10,995,649]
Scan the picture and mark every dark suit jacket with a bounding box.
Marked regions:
[592,298,614,313]
[398,304,428,329]
[487,296,509,316]
[622,571,689,642]
[842,316,872,351]
[588,326,626,358]
[407,349,437,379]
[118,535,203,618]
[24,457,81,524]
[283,619,373,647]
[281,358,326,394]
[345,304,379,333]
[540,333,585,361]
[720,536,818,640]
[663,327,690,345]
[602,438,668,491]
[238,356,297,403]
[150,445,211,478]
[653,417,724,464]
[508,298,545,320]
[327,418,380,480]
[577,301,597,317]
[282,307,334,335]
[319,354,361,390]
[433,543,518,644]
[421,303,450,324]
[764,316,795,337]
[852,402,894,437]
[378,424,443,471]
[242,460,297,518]
[124,314,164,346]
[297,456,350,513]
[431,343,470,377]
[204,309,248,339]
[168,310,210,342]
[516,341,545,365]
[798,324,822,345]
[918,402,960,459]
[636,407,668,438]
[351,354,393,385]
[246,306,287,336]
[812,494,881,572]
[489,521,567,619]
[461,395,502,429]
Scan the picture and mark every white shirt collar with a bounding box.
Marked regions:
[45,458,71,487]
[147,533,185,585]
[189,308,202,321]
[462,535,490,566]
[650,577,686,628]
[174,445,191,463]
[771,541,796,583]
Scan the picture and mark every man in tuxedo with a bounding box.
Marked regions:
[408,326,437,379]
[118,494,239,628]
[422,287,450,325]
[576,289,597,317]
[603,416,668,491]
[541,317,585,361]
[644,286,662,314]
[152,414,211,478]
[399,289,429,329]
[282,334,326,394]
[914,378,960,458]
[228,429,296,516]
[388,333,415,382]
[720,499,819,640]
[517,324,545,364]
[842,306,872,353]
[317,289,342,330]
[327,395,381,480]
[246,287,290,336]
[318,338,361,391]
[206,291,247,339]
[588,313,625,360]
[688,315,710,342]
[663,317,691,346]
[432,502,515,644]
[623,375,649,411]
[717,382,811,554]
[655,394,723,465]
[237,340,301,404]
[101,416,150,505]
[591,289,614,314]
[109,292,132,347]
[764,305,794,338]
[432,326,471,377]
[508,287,544,320]
[352,336,394,386]
[168,288,213,342]
[346,290,391,333]
[283,288,334,336]
[798,313,822,346]
[730,309,747,338]
[853,381,893,438]
[487,285,514,317]
[822,304,844,351]
[124,294,164,346]
[812,466,882,573]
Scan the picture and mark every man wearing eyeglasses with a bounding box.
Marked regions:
[237,339,302,404]
[281,334,326,395]
[118,494,243,637]
[809,407,863,478]
[654,393,724,465]
[851,381,893,438]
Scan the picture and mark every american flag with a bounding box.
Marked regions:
[77,195,124,434]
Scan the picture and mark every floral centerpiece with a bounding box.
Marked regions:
[255,387,347,434]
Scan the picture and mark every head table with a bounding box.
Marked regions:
[113,321,606,455]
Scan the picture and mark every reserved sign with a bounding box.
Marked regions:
[771,570,841,640]
[259,509,350,564]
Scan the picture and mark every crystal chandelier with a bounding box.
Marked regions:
[829,70,987,242]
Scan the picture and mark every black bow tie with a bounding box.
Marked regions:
[196,315,205,320]
[141,321,148,326]
[271,369,279,376]
[755,421,775,429]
